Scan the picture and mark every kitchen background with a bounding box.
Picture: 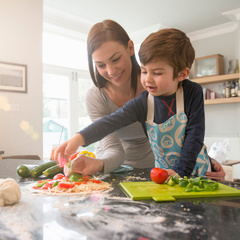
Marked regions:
[0,0,240,178]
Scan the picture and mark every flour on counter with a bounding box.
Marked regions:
[123,176,147,181]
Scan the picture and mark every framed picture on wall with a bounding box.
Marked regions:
[194,54,224,78]
[0,62,27,93]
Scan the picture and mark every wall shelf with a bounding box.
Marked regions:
[191,73,240,105]
[204,97,240,105]
[191,73,239,85]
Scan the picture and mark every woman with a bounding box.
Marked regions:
[56,19,155,175]
[55,20,225,179]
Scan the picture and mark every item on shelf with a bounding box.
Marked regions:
[192,73,240,105]
[203,87,210,100]
[194,54,224,78]
[230,81,237,97]
[222,82,226,98]
[235,80,238,96]
[225,81,231,98]
[210,91,217,99]
[203,87,217,100]
[227,59,235,74]
[235,59,239,73]
[238,79,240,97]
[218,83,225,98]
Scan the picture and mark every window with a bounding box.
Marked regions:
[42,30,97,159]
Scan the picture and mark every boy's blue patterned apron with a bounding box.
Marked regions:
[145,85,211,176]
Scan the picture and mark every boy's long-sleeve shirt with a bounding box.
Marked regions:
[80,79,205,177]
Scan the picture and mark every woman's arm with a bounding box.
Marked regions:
[85,86,127,174]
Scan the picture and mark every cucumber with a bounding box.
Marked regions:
[42,165,63,178]
[16,164,38,178]
[16,165,29,178]
[30,161,57,178]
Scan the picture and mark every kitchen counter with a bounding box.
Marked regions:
[0,151,4,160]
[1,159,240,240]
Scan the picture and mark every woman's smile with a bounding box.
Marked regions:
[110,71,124,81]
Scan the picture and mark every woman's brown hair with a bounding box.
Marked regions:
[87,19,140,94]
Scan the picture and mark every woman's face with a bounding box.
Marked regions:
[92,40,134,88]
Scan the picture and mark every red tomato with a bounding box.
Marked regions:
[53,173,65,180]
[150,168,168,184]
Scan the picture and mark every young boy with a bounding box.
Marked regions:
[57,28,214,177]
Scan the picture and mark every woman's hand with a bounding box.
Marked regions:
[53,134,85,163]
[205,159,226,180]
[64,154,104,176]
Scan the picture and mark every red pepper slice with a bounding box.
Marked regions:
[91,179,102,184]
[69,152,79,161]
[58,182,75,188]
[41,182,53,190]
[37,180,49,184]
[82,175,90,181]
[74,182,85,185]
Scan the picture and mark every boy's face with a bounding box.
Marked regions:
[140,60,180,97]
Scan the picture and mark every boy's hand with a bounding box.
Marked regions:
[205,160,226,180]
[166,169,179,181]
[54,133,85,162]
[64,155,104,176]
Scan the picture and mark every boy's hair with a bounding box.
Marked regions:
[138,28,195,78]
[87,19,140,94]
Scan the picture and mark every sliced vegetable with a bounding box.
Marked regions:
[58,182,75,188]
[53,173,65,180]
[181,176,219,193]
[69,152,79,161]
[69,173,83,182]
[167,176,176,186]
[78,150,96,158]
[41,182,53,190]
[36,181,48,188]
[91,179,102,184]
[192,186,205,192]
[30,161,57,178]
[173,174,179,184]
[184,182,193,192]
[179,179,188,188]
[82,175,90,182]
[52,181,59,187]
[203,182,213,191]
[74,181,86,185]
[167,173,179,186]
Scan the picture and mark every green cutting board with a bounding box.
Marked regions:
[120,181,240,202]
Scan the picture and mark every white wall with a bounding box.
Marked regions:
[0,0,43,158]
[189,20,240,178]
